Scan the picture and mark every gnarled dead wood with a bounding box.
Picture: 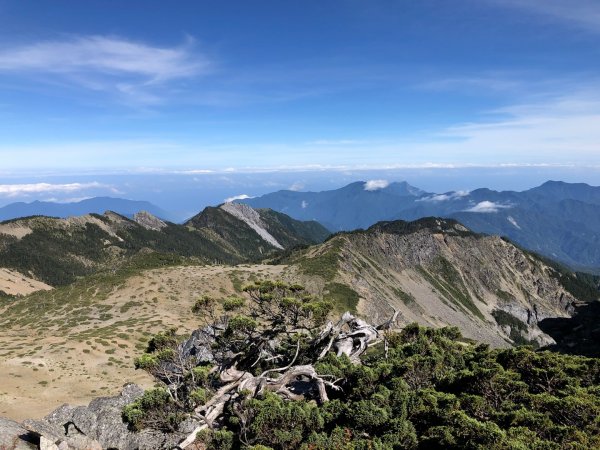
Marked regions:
[316,311,397,363]
[178,309,397,448]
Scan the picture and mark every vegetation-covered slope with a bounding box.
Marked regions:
[36,283,598,450]
[255,208,330,247]
[0,213,242,286]
[0,205,329,287]
[189,324,600,449]
[8,281,599,449]
[185,203,329,259]
[282,218,600,347]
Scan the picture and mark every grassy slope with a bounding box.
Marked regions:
[0,256,287,420]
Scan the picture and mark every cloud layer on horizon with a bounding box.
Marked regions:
[0,182,113,198]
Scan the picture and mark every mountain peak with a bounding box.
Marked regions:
[537,180,591,189]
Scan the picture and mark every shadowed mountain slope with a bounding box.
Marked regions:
[539,300,600,357]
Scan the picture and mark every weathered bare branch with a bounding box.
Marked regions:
[175,307,399,448]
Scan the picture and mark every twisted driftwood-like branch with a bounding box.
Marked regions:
[315,310,397,362]
[178,310,398,448]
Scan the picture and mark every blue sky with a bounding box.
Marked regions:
[0,0,600,208]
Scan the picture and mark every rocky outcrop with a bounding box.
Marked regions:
[180,326,218,364]
[133,211,167,231]
[8,384,186,450]
[0,417,37,449]
[290,218,591,347]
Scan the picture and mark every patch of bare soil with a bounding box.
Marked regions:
[0,223,33,240]
[0,268,53,296]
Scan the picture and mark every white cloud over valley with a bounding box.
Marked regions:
[364,180,389,191]
[418,191,470,202]
[465,201,512,213]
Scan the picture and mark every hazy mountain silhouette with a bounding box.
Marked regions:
[0,197,169,221]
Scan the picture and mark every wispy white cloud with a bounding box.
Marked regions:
[5,82,600,175]
[418,191,470,202]
[0,35,210,105]
[417,74,524,93]
[364,179,389,191]
[301,200,309,209]
[465,201,512,213]
[178,169,216,175]
[438,88,600,161]
[42,196,94,204]
[0,182,111,198]
[289,182,305,191]
[224,194,253,203]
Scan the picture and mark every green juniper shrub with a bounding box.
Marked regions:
[125,281,600,450]
[122,388,185,432]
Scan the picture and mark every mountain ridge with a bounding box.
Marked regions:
[0,204,329,288]
[279,217,599,347]
[1,214,598,423]
[241,180,600,271]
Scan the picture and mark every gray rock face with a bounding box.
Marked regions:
[0,417,37,449]
[179,326,217,364]
[28,383,180,450]
[323,221,581,347]
[24,419,102,450]
[220,202,284,249]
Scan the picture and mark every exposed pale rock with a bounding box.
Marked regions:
[134,211,167,231]
[39,383,179,450]
[220,202,283,249]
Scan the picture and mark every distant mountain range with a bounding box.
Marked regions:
[0,197,169,222]
[3,180,600,272]
[0,204,329,287]
[241,180,600,272]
